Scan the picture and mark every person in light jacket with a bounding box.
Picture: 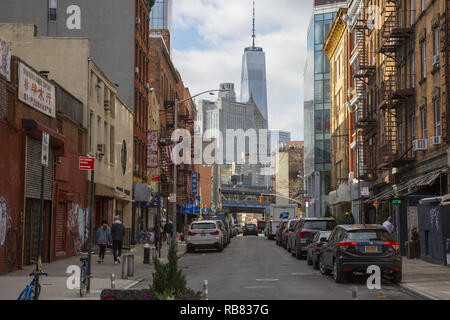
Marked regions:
[96,220,111,264]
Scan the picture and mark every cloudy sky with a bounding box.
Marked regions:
[171,0,313,141]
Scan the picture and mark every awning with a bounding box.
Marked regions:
[95,183,115,198]
[114,189,130,201]
[367,168,447,202]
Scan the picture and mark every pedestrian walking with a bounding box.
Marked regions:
[153,225,160,252]
[344,212,355,224]
[164,220,173,245]
[95,220,111,264]
[383,217,394,235]
[111,216,125,264]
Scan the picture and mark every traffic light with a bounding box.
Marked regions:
[259,196,263,203]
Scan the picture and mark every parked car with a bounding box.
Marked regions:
[319,224,402,283]
[306,230,332,269]
[186,220,225,253]
[276,221,287,246]
[243,224,258,236]
[283,219,299,251]
[209,216,231,246]
[289,217,337,259]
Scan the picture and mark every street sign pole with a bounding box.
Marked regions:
[87,168,94,292]
[36,132,49,276]
[157,181,161,258]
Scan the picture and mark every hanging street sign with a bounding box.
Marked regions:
[41,131,49,167]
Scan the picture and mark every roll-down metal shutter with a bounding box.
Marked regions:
[25,136,54,200]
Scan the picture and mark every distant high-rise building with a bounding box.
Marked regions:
[303,0,346,217]
[268,130,291,155]
[240,1,268,120]
[150,0,172,32]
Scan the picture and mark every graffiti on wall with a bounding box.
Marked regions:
[0,198,7,247]
[67,203,88,253]
[0,197,18,270]
[429,207,440,232]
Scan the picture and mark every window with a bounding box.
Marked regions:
[421,41,426,79]
[89,111,94,153]
[410,0,415,25]
[434,27,440,57]
[97,116,101,146]
[434,98,441,136]
[421,108,427,139]
[421,0,426,12]
[410,113,416,140]
[104,121,108,159]
[110,126,115,164]
[411,52,415,87]
[49,0,57,21]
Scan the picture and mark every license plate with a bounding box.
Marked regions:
[201,233,206,237]
[364,246,378,253]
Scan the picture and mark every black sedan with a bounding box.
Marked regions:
[319,225,402,283]
[306,230,332,270]
[243,224,258,236]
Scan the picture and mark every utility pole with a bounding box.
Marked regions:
[172,100,178,249]
[87,169,94,292]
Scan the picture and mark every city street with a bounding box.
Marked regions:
[178,235,420,300]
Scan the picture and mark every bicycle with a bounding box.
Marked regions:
[18,258,48,300]
[79,251,91,297]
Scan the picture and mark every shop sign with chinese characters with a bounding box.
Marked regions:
[18,62,56,118]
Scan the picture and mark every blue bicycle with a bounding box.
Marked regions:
[18,258,48,300]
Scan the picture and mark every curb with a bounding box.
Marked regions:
[399,283,440,300]
[122,277,145,290]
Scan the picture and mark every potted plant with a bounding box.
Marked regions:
[407,226,421,259]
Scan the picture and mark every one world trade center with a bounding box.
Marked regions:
[240,1,268,121]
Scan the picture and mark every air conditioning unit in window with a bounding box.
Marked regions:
[430,136,442,146]
[432,55,440,67]
[136,17,141,24]
[97,143,106,156]
[412,139,427,151]
[104,100,111,111]
[135,67,139,75]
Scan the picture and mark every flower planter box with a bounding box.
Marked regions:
[407,241,421,259]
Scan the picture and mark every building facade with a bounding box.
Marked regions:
[324,8,351,221]
[303,0,347,218]
[0,54,88,274]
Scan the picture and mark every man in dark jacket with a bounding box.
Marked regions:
[163,221,173,245]
[111,216,125,264]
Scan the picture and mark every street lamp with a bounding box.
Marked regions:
[172,89,229,249]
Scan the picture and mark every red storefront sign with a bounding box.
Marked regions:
[151,175,161,182]
[79,156,95,170]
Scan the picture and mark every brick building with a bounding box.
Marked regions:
[0,55,87,274]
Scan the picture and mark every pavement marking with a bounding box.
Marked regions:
[291,273,315,276]
[255,279,279,282]
[243,286,274,289]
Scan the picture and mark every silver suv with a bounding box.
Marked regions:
[186,220,225,253]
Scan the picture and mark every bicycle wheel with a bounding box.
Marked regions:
[79,266,87,297]
[30,283,41,300]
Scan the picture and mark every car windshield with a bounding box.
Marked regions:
[345,230,392,241]
[303,221,335,230]
[319,231,332,239]
[246,224,256,228]
[191,223,216,230]
[288,220,297,228]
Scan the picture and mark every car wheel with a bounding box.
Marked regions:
[295,245,302,260]
[313,256,320,270]
[392,270,402,284]
[319,256,331,275]
[307,252,313,265]
[333,259,345,283]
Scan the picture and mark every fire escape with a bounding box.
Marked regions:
[377,1,415,170]
[354,2,376,180]
[160,101,175,196]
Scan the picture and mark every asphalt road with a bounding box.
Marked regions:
[178,234,420,300]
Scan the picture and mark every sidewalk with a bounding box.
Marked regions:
[0,241,186,300]
[400,258,450,300]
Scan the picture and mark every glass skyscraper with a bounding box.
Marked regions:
[240,46,268,120]
[150,0,172,32]
[303,0,346,217]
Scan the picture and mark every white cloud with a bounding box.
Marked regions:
[172,0,313,140]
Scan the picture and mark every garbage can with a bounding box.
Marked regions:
[143,243,150,264]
